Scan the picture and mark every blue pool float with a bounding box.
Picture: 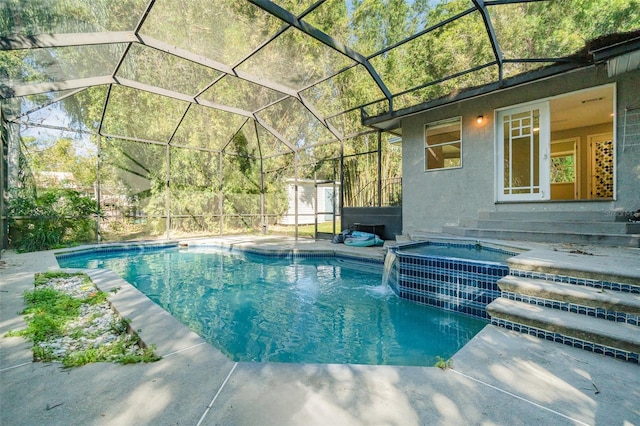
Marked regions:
[344,231,384,247]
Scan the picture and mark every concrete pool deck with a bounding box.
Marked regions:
[1,236,639,425]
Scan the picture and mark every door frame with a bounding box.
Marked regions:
[495,101,551,202]
[314,180,338,239]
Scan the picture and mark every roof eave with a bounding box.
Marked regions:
[362,62,582,131]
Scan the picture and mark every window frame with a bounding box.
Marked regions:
[424,116,462,172]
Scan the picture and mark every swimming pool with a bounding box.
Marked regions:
[57,246,487,366]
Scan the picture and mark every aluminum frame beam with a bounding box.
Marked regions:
[0,32,137,50]
[473,0,504,81]
[1,76,116,99]
[115,77,254,118]
[5,88,85,121]
[298,94,344,141]
[137,35,301,100]
[253,116,297,153]
[246,0,392,101]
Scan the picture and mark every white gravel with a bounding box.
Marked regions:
[33,274,148,362]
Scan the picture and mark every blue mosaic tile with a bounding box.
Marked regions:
[55,242,178,259]
[492,319,639,364]
[492,289,640,325]
[510,269,640,294]
[393,249,509,319]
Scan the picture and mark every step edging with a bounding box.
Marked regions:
[498,276,640,315]
[441,227,640,248]
[500,291,640,327]
[472,220,640,233]
[508,268,640,292]
[490,317,639,363]
[487,298,640,355]
[444,226,640,240]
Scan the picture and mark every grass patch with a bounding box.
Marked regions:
[435,356,453,370]
[21,288,81,342]
[7,271,160,367]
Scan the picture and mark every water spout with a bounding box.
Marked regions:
[381,249,398,294]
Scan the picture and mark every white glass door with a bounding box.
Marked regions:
[497,102,550,201]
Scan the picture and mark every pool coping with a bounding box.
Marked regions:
[53,236,388,263]
[2,237,640,425]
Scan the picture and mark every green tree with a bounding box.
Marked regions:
[22,136,97,190]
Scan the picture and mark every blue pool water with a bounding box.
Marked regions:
[399,243,515,264]
[58,247,487,366]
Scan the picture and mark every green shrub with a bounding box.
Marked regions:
[8,188,99,252]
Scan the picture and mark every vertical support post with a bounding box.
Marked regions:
[377,130,383,207]
[0,106,7,252]
[260,193,266,234]
[260,153,266,235]
[294,153,298,240]
[1,99,22,251]
[219,151,223,236]
[314,171,318,239]
[339,139,344,229]
[333,160,337,236]
[96,85,112,244]
[255,120,267,235]
[165,144,171,240]
[96,135,102,243]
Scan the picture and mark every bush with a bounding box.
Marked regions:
[8,188,99,252]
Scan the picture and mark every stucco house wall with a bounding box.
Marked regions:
[401,65,640,235]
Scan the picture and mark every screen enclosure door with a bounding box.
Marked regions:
[497,102,550,201]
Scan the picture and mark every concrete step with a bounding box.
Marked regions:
[394,234,412,243]
[478,210,633,222]
[441,226,640,248]
[497,275,640,316]
[487,297,640,354]
[459,219,640,234]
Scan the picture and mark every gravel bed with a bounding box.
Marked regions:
[33,274,149,362]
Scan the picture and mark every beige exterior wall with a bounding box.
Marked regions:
[400,65,640,235]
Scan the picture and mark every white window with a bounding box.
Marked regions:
[425,117,462,171]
